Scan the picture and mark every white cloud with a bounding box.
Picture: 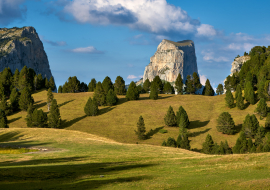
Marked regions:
[70,46,103,54]
[226,43,254,52]
[40,36,67,46]
[200,75,207,85]
[127,75,143,79]
[196,24,217,37]
[202,50,229,62]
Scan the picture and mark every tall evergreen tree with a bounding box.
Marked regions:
[233,132,247,154]
[175,73,183,95]
[45,78,50,89]
[25,103,34,127]
[192,72,202,92]
[84,97,99,116]
[58,85,63,93]
[180,134,190,150]
[216,112,235,134]
[79,82,88,92]
[30,109,48,128]
[135,116,146,140]
[49,77,55,91]
[102,76,114,94]
[152,76,163,93]
[255,126,266,146]
[149,82,158,100]
[235,84,242,100]
[225,89,235,108]
[19,87,34,111]
[265,113,270,129]
[216,84,224,95]
[143,78,151,93]
[33,75,38,91]
[202,79,215,96]
[18,66,31,91]
[88,78,96,92]
[236,88,245,110]
[164,106,176,126]
[242,114,259,138]
[93,82,106,106]
[114,76,126,95]
[48,99,61,128]
[176,106,189,127]
[0,109,8,128]
[244,81,255,105]
[47,88,54,111]
[254,98,268,117]
[257,77,267,100]
[163,82,173,94]
[202,134,214,154]
[37,74,43,90]
[185,75,194,94]
[106,89,118,106]
[9,88,19,112]
[12,69,20,90]
[0,67,13,95]
[0,94,9,115]
[126,81,140,101]
[67,76,80,93]
[0,84,4,100]
[179,112,190,129]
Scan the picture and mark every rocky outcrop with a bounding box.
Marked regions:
[230,55,250,76]
[0,27,54,82]
[143,39,198,83]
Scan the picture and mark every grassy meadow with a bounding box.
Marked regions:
[1,90,270,189]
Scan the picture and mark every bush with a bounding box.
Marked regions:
[106,89,118,106]
[159,129,168,134]
[126,81,140,101]
[166,137,177,147]
[84,97,99,116]
[216,112,235,134]
[242,114,259,138]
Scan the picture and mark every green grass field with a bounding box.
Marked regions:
[1,90,270,189]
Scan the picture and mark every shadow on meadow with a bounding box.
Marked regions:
[0,157,155,190]
[61,115,87,129]
[34,101,47,110]
[189,120,210,129]
[145,126,164,139]
[7,116,22,124]
[188,128,211,137]
[59,99,75,107]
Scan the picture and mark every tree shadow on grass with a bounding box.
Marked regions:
[234,124,243,134]
[188,128,211,137]
[59,99,75,107]
[61,115,88,129]
[189,120,210,129]
[34,102,47,109]
[99,106,115,115]
[145,126,164,139]
[0,131,24,142]
[139,95,173,101]
[7,116,22,124]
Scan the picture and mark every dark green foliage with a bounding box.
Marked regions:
[163,82,174,94]
[31,109,48,128]
[12,69,20,90]
[242,114,259,138]
[180,134,190,150]
[225,89,235,108]
[216,112,235,134]
[47,88,54,111]
[48,99,61,128]
[224,140,232,154]
[36,74,44,90]
[143,79,151,93]
[225,73,239,91]
[176,106,190,127]
[25,103,34,127]
[0,109,8,128]
[0,84,4,100]
[164,106,176,127]
[45,78,50,89]
[244,81,255,105]
[102,76,114,94]
[236,87,245,110]
[176,134,182,148]
[79,82,88,92]
[88,78,96,92]
[255,126,266,146]
[136,85,144,94]
[175,73,183,94]
[265,113,270,129]
[166,137,177,147]
[106,89,118,106]
[9,88,19,112]
[94,82,106,106]
[185,75,194,94]
[84,97,99,116]
[250,145,257,153]
[179,113,190,130]
[192,72,202,92]
[263,144,270,152]
[257,77,267,100]
[152,76,163,92]
[202,79,214,96]
[233,132,247,154]
[49,77,55,91]
[216,84,224,95]
[255,98,268,117]
[247,138,253,152]
[0,94,11,116]
[202,134,214,154]
[67,76,80,93]
[244,52,248,56]
[135,116,146,140]
[149,82,158,100]
[114,76,126,95]
[126,81,140,101]
[18,66,32,91]
[161,140,167,146]
[19,87,34,111]
[0,67,13,95]
[235,85,242,100]
[58,85,63,93]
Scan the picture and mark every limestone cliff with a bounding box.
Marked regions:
[229,55,250,76]
[143,39,198,83]
[0,27,54,82]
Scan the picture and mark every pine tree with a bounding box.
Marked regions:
[12,69,20,90]
[219,141,225,155]
[0,85,4,100]
[9,88,19,112]
[88,78,96,92]
[166,137,177,147]
[263,144,270,152]
[143,78,151,93]
[216,84,224,95]
[149,82,158,100]
[18,66,32,91]
[185,75,194,94]
[244,81,255,105]
[232,138,242,154]
[45,78,50,89]
[224,140,232,154]
[58,85,63,93]
[66,76,80,93]
[257,77,267,100]
[34,75,38,91]
[216,112,235,134]
[164,106,176,126]
[48,99,61,128]
[94,82,106,105]
[202,79,215,96]
[233,132,247,154]
[255,98,268,117]
[179,112,190,130]
[126,81,140,101]
[106,89,118,106]
[250,144,257,153]
[84,97,99,116]
[242,114,259,138]
[152,76,163,92]
[225,89,235,108]
[202,134,214,154]
[236,88,245,110]
[175,73,183,95]
[255,126,266,146]
[137,85,144,94]
[19,87,34,111]
[47,88,54,111]
[192,72,202,92]
[0,109,8,128]
[176,106,189,127]
[25,103,34,127]
[135,116,146,140]
[49,77,55,91]
[37,74,43,90]
[265,113,270,129]
[0,94,10,116]
[0,67,13,95]
[102,76,114,94]
[163,82,173,94]
[176,134,182,148]
[162,140,167,146]
[114,76,126,95]
[31,109,48,128]
[180,134,190,150]
[235,84,242,100]
[247,138,253,152]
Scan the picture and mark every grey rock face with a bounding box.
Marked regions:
[230,56,250,76]
[0,26,54,82]
[143,39,198,83]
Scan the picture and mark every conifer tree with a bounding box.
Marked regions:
[0,67,13,95]
[225,89,235,108]
[255,98,268,117]
[12,69,20,90]
[143,78,151,93]
[18,66,32,91]
[216,84,224,95]
[235,84,242,100]
[179,112,190,130]
[149,82,158,100]
[224,140,232,154]
[88,78,96,92]
[219,141,225,155]
[49,77,55,91]
[202,134,214,154]
[202,79,215,96]
[84,97,99,116]
[164,106,176,126]
[114,76,126,95]
[9,88,19,112]
[34,75,38,91]
[216,112,235,134]
[135,116,146,140]
[236,88,245,110]
[255,126,266,145]
[0,109,8,128]
[180,134,190,150]
[47,88,54,111]
[0,85,4,100]
[265,113,270,129]
[0,94,10,115]
[166,137,177,147]
[45,78,50,89]
[250,144,257,153]
[106,89,118,106]
[19,87,34,111]
[102,76,114,94]
[233,132,247,154]
[257,77,267,100]
[192,72,202,92]
[37,74,43,90]
[152,76,163,92]
[137,85,144,94]
[94,82,107,105]
[176,106,189,127]
[244,81,255,105]
[48,99,61,128]
[126,81,139,101]
[25,103,34,127]
[176,134,182,148]
[58,85,63,93]
[247,138,253,152]
[242,114,259,138]
[30,109,48,128]
[162,140,167,146]
[79,82,88,92]
[163,82,173,94]
[175,73,183,95]
[185,75,194,94]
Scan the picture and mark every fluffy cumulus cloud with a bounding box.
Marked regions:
[202,50,229,62]
[70,46,104,54]
[127,75,143,79]
[196,24,217,37]
[199,75,207,85]
[0,0,27,25]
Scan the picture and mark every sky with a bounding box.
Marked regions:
[1,0,270,89]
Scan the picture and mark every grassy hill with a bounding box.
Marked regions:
[6,90,269,149]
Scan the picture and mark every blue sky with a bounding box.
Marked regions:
[1,0,270,89]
